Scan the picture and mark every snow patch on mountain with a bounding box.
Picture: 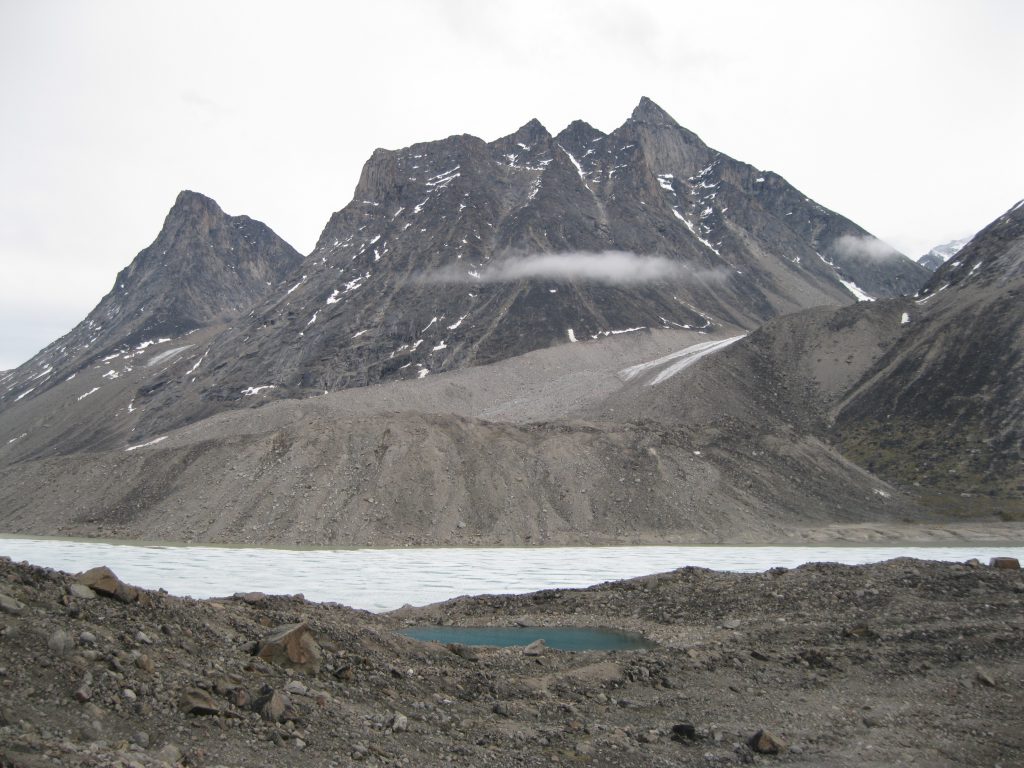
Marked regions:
[619,335,746,385]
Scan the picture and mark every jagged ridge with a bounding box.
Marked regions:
[132,98,927,437]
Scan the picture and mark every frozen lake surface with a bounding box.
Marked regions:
[1,537,1021,613]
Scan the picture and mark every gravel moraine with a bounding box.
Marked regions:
[0,555,1021,767]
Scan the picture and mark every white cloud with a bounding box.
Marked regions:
[831,235,901,261]
[420,251,729,285]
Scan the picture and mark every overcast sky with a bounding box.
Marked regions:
[1,0,1021,370]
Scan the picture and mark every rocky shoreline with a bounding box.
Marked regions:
[5,520,1024,552]
[0,555,1021,767]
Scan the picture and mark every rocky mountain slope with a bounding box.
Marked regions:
[0,326,925,547]
[0,191,303,415]
[583,196,1022,520]
[0,272,1014,545]
[837,200,1024,508]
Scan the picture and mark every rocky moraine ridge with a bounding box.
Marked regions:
[0,555,1022,767]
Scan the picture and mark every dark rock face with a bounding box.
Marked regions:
[0,191,302,412]
[837,200,1024,501]
[133,98,926,433]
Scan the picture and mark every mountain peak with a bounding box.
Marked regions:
[630,96,678,125]
[159,190,232,242]
[511,117,551,144]
[0,188,302,413]
[519,117,548,134]
[554,119,606,147]
[171,189,223,215]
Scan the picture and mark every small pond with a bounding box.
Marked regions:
[398,626,656,651]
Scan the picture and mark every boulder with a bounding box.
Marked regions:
[671,722,697,742]
[75,566,142,603]
[446,643,479,662]
[989,557,1020,570]
[523,638,547,656]
[749,728,787,754]
[254,689,294,722]
[47,628,75,657]
[68,583,97,600]
[234,591,267,605]
[155,744,182,764]
[255,622,322,674]
[179,688,221,716]
[0,591,25,615]
[231,687,252,709]
[213,674,244,696]
[574,741,594,756]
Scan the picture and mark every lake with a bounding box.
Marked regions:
[0,536,1020,613]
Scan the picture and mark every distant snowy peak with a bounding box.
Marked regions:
[917,237,972,272]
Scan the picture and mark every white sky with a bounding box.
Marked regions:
[1,0,1021,370]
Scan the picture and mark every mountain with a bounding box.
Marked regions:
[123,98,926,439]
[0,192,303,456]
[0,191,302,414]
[10,100,997,547]
[917,237,972,271]
[837,200,1024,510]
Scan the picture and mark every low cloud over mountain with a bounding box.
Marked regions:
[831,234,901,260]
[420,251,731,285]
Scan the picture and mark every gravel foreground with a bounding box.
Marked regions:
[0,555,1021,767]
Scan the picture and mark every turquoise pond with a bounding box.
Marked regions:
[397,626,656,651]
